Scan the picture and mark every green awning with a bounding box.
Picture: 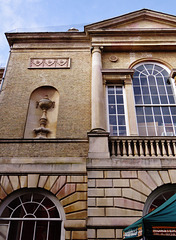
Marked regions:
[123,193,176,239]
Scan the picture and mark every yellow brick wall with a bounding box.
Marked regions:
[0,49,91,138]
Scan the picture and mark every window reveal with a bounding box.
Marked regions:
[133,63,176,136]
[107,86,127,136]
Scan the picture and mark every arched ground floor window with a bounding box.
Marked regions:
[143,184,176,215]
[0,188,65,240]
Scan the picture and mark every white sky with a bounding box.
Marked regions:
[1,0,176,66]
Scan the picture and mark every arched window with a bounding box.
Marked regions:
[133,62,176,136]
[143,184,176,215]
[0,189,65,240]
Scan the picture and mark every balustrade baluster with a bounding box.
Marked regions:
[144,140,149,156]
[122,140,127,157]
[167,140,172,156]
[139,140,144,156]
[111,140,115,157]
[116,140,120,156]
[133,140,138,156]
[173,140,176,156]
[155,140,160,157]
[161,140,167,157]
[127,139,133,157]
[150,140,155,156]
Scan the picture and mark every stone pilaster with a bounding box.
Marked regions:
[124,77,138,135]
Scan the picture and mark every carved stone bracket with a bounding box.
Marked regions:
[29,58,70,69]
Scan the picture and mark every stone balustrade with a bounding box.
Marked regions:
[109,136,176,157]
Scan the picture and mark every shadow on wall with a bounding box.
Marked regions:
[24,86,59,138]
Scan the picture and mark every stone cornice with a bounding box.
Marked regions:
[86,28,176,34]
[5,32,89,47]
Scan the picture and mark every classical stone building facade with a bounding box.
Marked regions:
[1,9,176,240]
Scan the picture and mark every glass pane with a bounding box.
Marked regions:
[1,207,12,217]
[108,86,114,94]
[49,207,60,218]
[109,116,116,125]
[138,125,147,135]
[158,86,166,94]
[8,221,22,240]
[35,206,48,218]
[21,221,35,240]
[145,107,152,115]
[21,194,32,203]
[153,107,161,115]
[163,116,172,123]
[35,221,48,240]
[108,95,115,104]
[134,87,141,95]
[42,198,55,210]
[166,85,173,94]
[116,87,123,94]
[154,116,163,125]
[12,206,25,218]
[24,203,38,214]
[140,76,148,85]
[136,65,145,71]
[33,193,45,203]
[119,126,126,136]
[160,96,168,104]
[162,107,170,115]
[116,95,123,104]
[109,126,117,135]
[118,115,125,125]
[133,78,140,85]
[147,126,156,136]
[151,95,159,104]
[137,115,145,123]
[142,86,149,95]
[9,198,20,209]
[136,107,144,115]
[109,105,116,114]
[148,75,155,85]
[48,221,61,240]
[135,96,142,104]
[117,105,124,114]
[156,76,164,85]
[145,64,153,73]
[156,124,164,136]
[162,69,169,77]
[150,86,157,94]
[165,127,174,135]
[154,65,163,72]
[171,107,176,115]
[143,96,151,104]
[172,116,176,124]
[168,95,175,104]
[146,116,154,124]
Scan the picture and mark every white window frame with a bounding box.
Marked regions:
[106,84,129,136]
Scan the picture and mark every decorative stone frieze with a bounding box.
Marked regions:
[29,58,71,68]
